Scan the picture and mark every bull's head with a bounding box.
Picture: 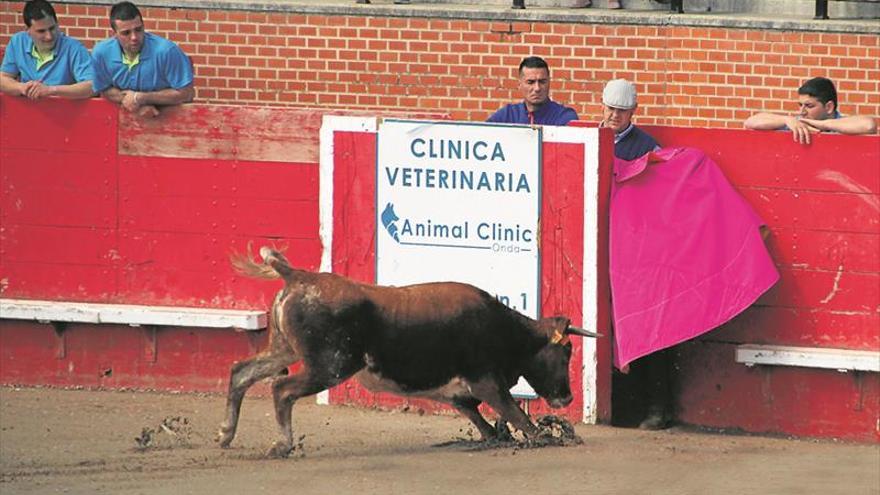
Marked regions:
[522,317,602,409]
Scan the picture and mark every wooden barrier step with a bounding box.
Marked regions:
[0,299,266,331]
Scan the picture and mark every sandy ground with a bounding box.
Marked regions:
[0,386,877,495]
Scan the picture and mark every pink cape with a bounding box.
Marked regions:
[610,147,780,369]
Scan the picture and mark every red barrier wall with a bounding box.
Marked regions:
[0,96,322,391]
[1,96,877,441]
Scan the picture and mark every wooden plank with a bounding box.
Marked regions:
[540,141,585,319]
[116,232,320,308]
[118,231,321,272]
[1,149,116,193]
[331,131,378,284]
[118,155,318,201]
[0,225,117,266]
[708,305,880,350]
[0,95,117,153]
[0,185,117,228]
[0,261,118,302]
[644,126,880,193]
[117,259,282,309]
[0,322,62,380]
[768,228,879,273]
[119,194,318,237]
[117,105,448,163]
[536,140,586,419]
[118,105,324,163]
[757,267,879,312]
[0,322,263,391]
[742,187,879,234]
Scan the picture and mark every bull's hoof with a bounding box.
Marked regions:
[493,419,513,441]
[267,441,293,458]
[477,429,499,442]
[216,426,235,448]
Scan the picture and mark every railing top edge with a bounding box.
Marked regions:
[51,0,880,35]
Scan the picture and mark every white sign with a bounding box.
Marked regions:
[375,119,542,396]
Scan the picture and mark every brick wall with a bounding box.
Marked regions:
[1,2,878,128]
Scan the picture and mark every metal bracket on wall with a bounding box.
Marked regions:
[49,321,67,359]
[143,325,159,363]
[853,371,864,411]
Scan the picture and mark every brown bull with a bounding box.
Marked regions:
[218,247,598,457]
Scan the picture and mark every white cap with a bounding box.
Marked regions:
[602,79,637,110]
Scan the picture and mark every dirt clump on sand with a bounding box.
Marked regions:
[133,416,194,451]
[436,415,584,452]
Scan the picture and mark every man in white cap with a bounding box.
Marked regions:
[601,79,659,161]
[601,80,671,430]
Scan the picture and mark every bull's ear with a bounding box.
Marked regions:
[565,325,603,338]
[538,316,571,345]
[550,329,570,345]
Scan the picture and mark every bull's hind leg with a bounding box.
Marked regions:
[268,363,361,458]
[217,348,297,448]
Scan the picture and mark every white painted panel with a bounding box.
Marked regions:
[580,127,601,424]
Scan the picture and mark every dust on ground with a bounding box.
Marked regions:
[1,386,877,495]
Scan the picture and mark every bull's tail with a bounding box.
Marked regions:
[230,244,298,283]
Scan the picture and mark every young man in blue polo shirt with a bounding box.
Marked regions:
[745,77,877,145]
[0,0,93,100]
[487,56,579,126]
[91,1,194,118]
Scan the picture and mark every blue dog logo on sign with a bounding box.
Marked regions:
[381,203,400,242]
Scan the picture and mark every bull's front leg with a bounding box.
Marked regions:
[468,376,539,438]
[451,397,498,441]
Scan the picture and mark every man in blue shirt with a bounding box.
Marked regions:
[600,79,660,161]
[744,77,876,145]
[92,1,194,117]
[0,0,93,100]
[487,56,578,126]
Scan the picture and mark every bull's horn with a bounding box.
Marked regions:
[565,325,602,338]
